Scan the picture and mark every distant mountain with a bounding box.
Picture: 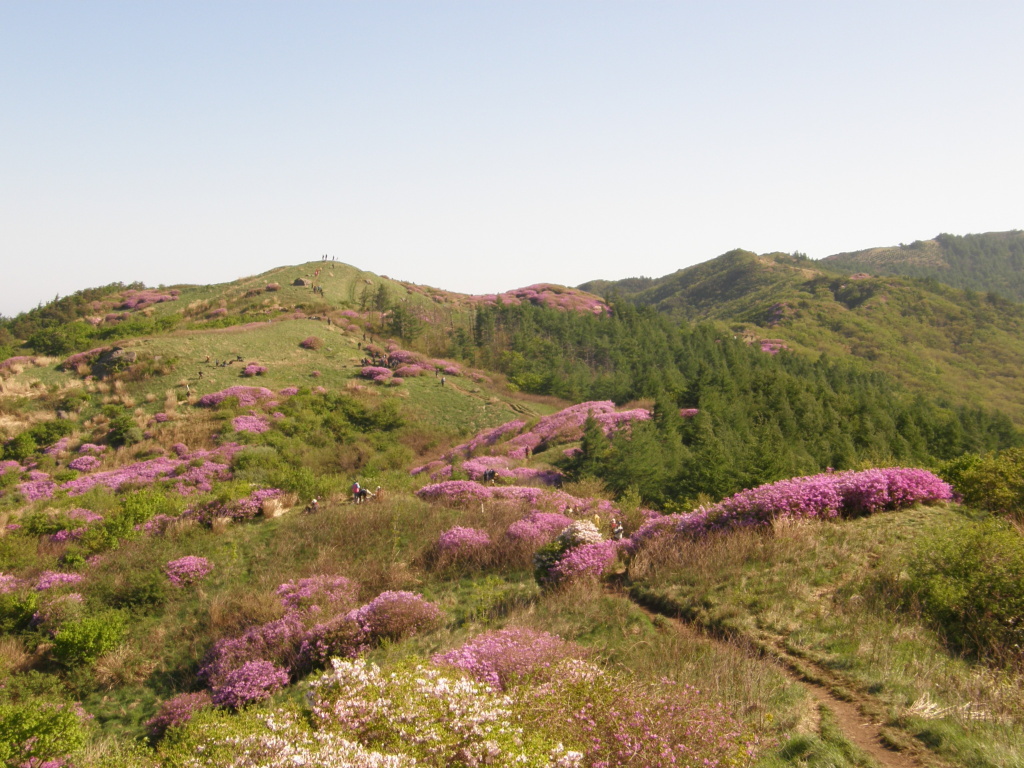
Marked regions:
[581,248,1024,422]
[819,230,1024,301]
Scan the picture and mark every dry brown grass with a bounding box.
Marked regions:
[0,636,32,673]
[205,590,285,641]
[93,643,159,690]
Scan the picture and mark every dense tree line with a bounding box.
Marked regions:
[451,300,1020,506]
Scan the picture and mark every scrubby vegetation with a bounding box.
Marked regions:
[1,257,1023,767]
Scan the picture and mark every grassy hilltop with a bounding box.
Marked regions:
[0,258,1023,767]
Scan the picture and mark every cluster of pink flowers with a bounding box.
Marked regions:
[1,572,24,593]
[67,455,101,472]
[436,526,491,554]
[548,540,622,584]
[276,575,360,612]
[445,420,527,460]
[197,386,275,407]
[759,339,789,355]
[241,362,267,377]
[360,366,392,383]
[43,437,71,456]
[299,336,322,350]
[467,284,610,316]
[211,660,290,708]
[416,481,618,518]
[34,571,85,591]
[186,487,283,524]
[505,512,575,546]
[0,355,34,370]
[146,691,213,738]
[346,590,443,641]
[433,628,586,690]
[50,527,86,543]
[36,444,243,499]
[0,460,22,476]
[232,414,271,434]
[165,556,213,587]
[77,443,106,454]
[118,288,179,310]
[68,507,104,523]
[278,386,299,396]
[60,346,110,371]
[629,467,955,552]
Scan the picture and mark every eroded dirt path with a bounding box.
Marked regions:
[626,591,943,768]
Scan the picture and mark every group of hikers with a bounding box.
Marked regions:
[303,482,380,513]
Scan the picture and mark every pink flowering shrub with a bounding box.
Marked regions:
[118,289,178,310]
[34,571,85,591]
[436,526,491,554]
[67,455,100,472]
[278,386,299,396]
[505,512,574,546]
[548,540,622,584]
[43,437,71,456]
[186,488,283,524]
[200,612,306,689]
[347,590,443,641]
[241,362,267,377]
[197,386,275,407]
[299,336,323,350]
[232,414,271,434]
[165,556,213,587]
[276,575,359,613]
[147,691,213,738]
[628,467,955,553]
[433,628,586,690]
[60,346,111,371]
[210,660,290,708]
[360,366,392,383]
[1,572,24,594]
[77,443,106,454]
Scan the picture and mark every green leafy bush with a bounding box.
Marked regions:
[53,610,128,667]
[0,699,87,767]
[906,517,1024,663]
[0,589,40,633]
[940,448,1024,519]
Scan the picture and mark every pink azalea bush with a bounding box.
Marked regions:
[146,692,213,738]
[360,365,392,383]
[210,660,290,708]
[276,575,359,613]
[34,571,85,591]
[232,414,271,433]
[436,525,491,554]
[629,466,956,553]
[165,556,213,587]
[433,628,586,690]
[67,455,101,472]
[241,362,267,377]
[347,590,443,641]
[197,386,275,408]
[547,540,622,584]
[505,512,575,546]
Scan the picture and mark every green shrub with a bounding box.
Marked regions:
[0,699,87,767]
[107,412,143,448]
[0,589,40,633]
[939,448,1024,519]
[2,432,38,461]
[53,610,127,666]
[906,517,1024,663]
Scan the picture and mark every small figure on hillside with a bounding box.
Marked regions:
[205,355,211,364]
[441,376,446,387]
[305,497,320,514]
[351,481,362,503]
[482,468,496,483]
[197,370,203,379]
[611,518,624,541]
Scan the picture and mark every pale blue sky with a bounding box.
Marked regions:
[2,1,1022,316]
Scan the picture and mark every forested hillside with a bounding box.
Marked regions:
[579,248,1024,422]
[820,230,1024,302]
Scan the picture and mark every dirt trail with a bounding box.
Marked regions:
[627,593,942,768]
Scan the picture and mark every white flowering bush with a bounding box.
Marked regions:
[306,658,583,767]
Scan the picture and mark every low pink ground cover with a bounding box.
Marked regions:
[146,692,213,738]
[197,386,275,407]
[505,512,574,546]
[210,660,290,708]
[232,414,270,433]
[34,571,85,591]
[436,526,491,554]
[276,575,359,612]
[241,362,267,377]
[548,540,622,584]
[67,455,101,472]
[360,366,392,383]
[165,556,213,587]
[432,627,586,689]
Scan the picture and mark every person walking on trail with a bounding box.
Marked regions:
[441,376,446,387]
[611,518,624,541]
